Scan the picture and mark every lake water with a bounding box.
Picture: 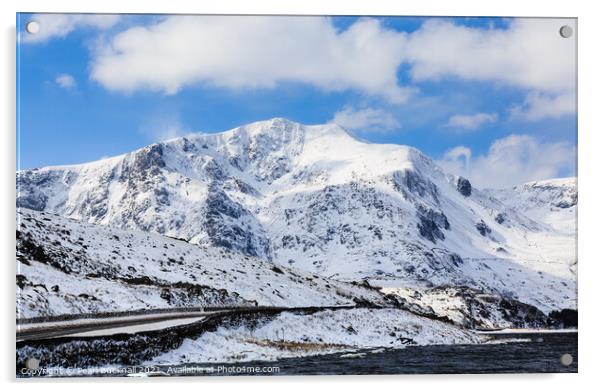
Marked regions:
[157,331,577,376]
[21,331,576,377]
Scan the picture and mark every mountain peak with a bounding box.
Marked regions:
[238,117,356,140]
[240,117,299,131]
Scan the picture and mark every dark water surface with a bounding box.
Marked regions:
[160,332,577,376]
[22,331,576,377]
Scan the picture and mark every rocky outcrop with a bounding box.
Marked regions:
[475,220,492,236]
[456,177,472,197]
[416,205,450,243]
[202,185,271,259]
[387,285,550,330]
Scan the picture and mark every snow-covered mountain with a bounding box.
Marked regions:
[16,118,577,314]
[484,178,577,235]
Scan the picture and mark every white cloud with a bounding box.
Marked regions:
[438,134,575,189]
[22,14,121,43]
[405,18,575,95]
[90,16,412,103]
[55,73,76,89]
[405,18,576,121]
[139,114,191,142]
[330,106,400,132]
[445,112,497,130]
[510,91,576,121]
[443,146,472,171]
[85,16,575,121]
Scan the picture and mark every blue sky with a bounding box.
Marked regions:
[17,14,577,188]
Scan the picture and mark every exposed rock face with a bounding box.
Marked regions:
[16,191,48,212]
[495,213,507,224]
[16,170,60,211]
[475,220,492,237]
[384,285,552,330]
[547,309,578,328]
[396,169,440,204]
[456,177,472,197]
[417,206,450,243]
[202,186,271,258]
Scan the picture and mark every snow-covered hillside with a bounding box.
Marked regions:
[16,118,577,315]
[150,308,482,365]
[16,208,391,319]
[484,178,577,235]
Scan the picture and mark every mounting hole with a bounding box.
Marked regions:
[25,357,40,370]
[560,353,573,366]
[25,20,40,34]
[559,25,573,38]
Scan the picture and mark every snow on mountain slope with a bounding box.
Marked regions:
[16,118,577,313]
[484,178,577,235]
[16,208,391,319]
[150,308,482,365]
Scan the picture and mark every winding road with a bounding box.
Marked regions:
[16,305,355,342]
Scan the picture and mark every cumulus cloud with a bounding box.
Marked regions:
[443,146,472,171]
[404,18,576,121]
[405,18,575,95]
[510,91,576,121]
[22,14,121,43]
[90,16,412,103]
[445,112,497,130]
[330,106,400,132]
[86,16,575,121]
[55,73,76,89]
[438,135,575,189]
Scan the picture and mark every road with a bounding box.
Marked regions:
[17,310,224,342]
[16,305,354,343]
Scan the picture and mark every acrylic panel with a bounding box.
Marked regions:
[16,13,577,377]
